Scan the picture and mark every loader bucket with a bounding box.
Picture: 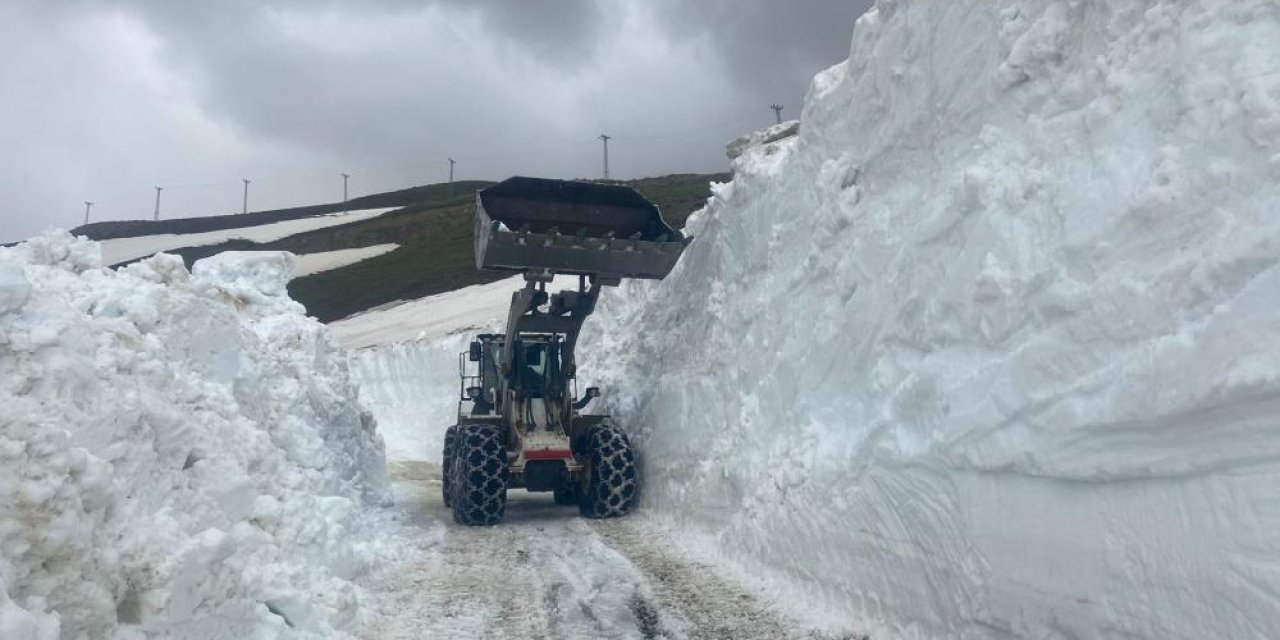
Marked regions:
[475,177,687,280]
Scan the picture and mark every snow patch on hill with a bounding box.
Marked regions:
[292,243,400,278]
[329,275,578,350]
[583,1,1280,638]
[97,207,395,266]
[0,232,392,639]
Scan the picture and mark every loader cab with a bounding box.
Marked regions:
[511,336,565,401]
[461,334,505,416]
[460,334,571,416]
[518,342,549,396]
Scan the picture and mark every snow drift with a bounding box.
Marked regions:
[583,1,1280,638]
[0,232,389,639]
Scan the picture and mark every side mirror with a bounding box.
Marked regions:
[573,387,600,411]
[468,341,482,362]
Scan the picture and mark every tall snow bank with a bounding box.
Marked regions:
[347,333,476,462]
[0,232,389,639]
[583,1,1280,638]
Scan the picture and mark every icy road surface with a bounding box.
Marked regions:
[359,461,847,640]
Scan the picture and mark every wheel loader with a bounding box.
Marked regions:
[443,177,688,525]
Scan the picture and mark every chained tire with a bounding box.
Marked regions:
[579,425,637,518]
[451,424,508,526]
[442,425,458,508]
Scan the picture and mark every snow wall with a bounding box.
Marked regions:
[582,1,1280,638]
[0,233,390,639]
[347,332,476,462]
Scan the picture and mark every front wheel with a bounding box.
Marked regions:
[451,424,508,526]
[579,425,637,518]
[553,484,579,506]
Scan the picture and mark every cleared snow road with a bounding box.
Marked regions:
[359,461,844,640]
[338,267,849,638]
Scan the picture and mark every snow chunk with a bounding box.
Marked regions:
[726,120,799,160]
[15,229,102,272]
[193,250,296,300]
[0,231,392,638]
[0,573,57,640]
[0,260,30,315]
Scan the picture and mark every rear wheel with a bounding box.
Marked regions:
[441,425,458,508]
[553,484,579,506]
[579,425,637,518]
[451,424,508,526]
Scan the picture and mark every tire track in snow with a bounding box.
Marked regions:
[360,461,842,639]
[587,518,850,640]
[359,461,562,639]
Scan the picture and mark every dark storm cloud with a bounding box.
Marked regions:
[415,0,606,62]
[651,0,875,109]
[105,0,869,158]
[0,0,874,241]
[126,0,607,66]
[96,0,613,163]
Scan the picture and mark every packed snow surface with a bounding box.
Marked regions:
[292,243,399,278]
[0,232,391,639]
[97,207,396,265]
[582,1,1280,638]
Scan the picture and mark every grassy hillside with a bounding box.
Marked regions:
[145,173,727,322]
[285,202,493,321]
[72,181,493,241]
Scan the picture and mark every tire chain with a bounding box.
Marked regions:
[580,425,637,518]
[441,425,457,508]
[450,424,508,525]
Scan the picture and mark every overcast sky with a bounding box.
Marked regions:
[0,1,871,242]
